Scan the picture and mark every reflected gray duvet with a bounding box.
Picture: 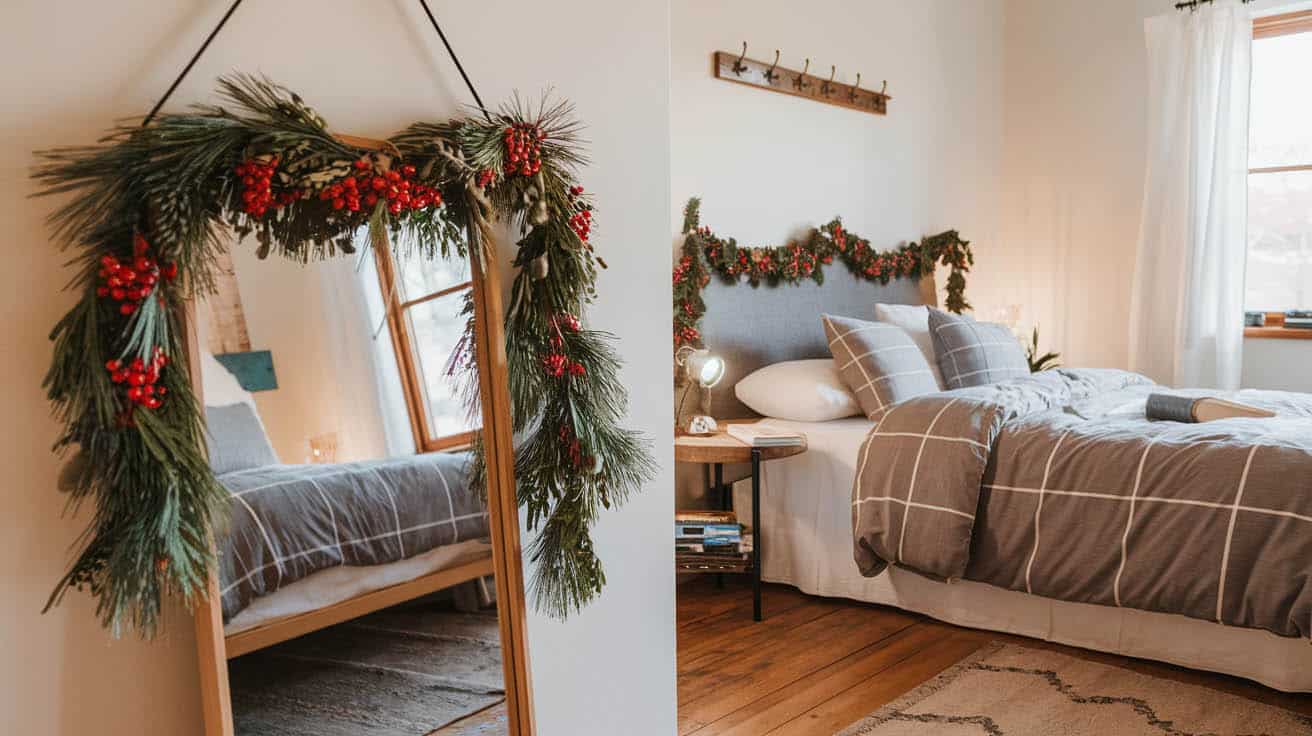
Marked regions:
[852,368,1312,639]
[216,452,489,622]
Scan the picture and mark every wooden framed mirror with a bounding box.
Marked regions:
[186,133,533,736]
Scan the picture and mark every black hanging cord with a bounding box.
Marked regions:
[416,0,492,122]
[140,0,491,127]
[142,0,244,127]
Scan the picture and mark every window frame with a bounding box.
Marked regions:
[1244,11,1312,340]
[372,236,477,452]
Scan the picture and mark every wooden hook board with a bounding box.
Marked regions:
[712,50,890,116]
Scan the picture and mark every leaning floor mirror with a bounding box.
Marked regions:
[187,135,532,736]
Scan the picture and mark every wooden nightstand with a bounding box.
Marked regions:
[674,421,808,621]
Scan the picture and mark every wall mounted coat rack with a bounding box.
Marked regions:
[713,43,890,116]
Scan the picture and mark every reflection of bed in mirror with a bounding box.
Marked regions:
[201,349,493,657]
[189,230,518,736]
[197,241,497,661]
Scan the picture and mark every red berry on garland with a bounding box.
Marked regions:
[569,362,586,377]
[542,353,568,378]
[120,303,136,316]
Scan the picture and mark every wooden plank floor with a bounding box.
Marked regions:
[677,577,1312,735]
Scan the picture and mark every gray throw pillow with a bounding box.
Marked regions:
[822,314,939,418]
[928,308,1030,389]
[205,403,280,476]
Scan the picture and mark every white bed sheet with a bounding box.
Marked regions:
[733,417,1312,693]
[224,538,491,636]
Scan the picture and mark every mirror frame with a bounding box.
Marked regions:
[188,133,534,736]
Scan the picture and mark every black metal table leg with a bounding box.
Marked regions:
[714,463,725,589]
[751,448,762,622]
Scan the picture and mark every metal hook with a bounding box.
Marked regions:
[793,58,811,91]
[763,49,781,84]
[820,65,836,96]
[732,41,748,76]
[880,80,888,97]
[848,73,862,102]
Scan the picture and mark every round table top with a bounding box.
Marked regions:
[674,421,808,465]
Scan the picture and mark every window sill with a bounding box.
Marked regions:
[1244,327,1312,340]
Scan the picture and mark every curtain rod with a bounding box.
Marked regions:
[1175,0,1252,10]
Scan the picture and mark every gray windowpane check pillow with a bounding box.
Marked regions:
[205,403,280,476]
[927,307,1030,389]
[822,314,940,418]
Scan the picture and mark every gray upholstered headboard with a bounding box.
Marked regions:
[700,268,936,419]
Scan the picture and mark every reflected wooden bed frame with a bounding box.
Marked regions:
[189,133,535,736]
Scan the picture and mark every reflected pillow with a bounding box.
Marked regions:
[928,308,1030,389]
[206,403,280,476]
[734,359,861,422]
[822,314,940,418]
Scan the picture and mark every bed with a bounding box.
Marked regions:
[700,266,1312,693]
[200,352,493,657]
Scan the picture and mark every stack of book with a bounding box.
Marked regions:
[675,510,751,573]
[676,510,742,554]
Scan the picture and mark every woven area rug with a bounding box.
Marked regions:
[839,642,1312,736]
[230,607,504,736]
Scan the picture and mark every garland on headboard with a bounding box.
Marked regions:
[672,197,974,348]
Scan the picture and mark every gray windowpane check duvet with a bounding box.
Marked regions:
[852,368,1312,639]
[216,452,489,622]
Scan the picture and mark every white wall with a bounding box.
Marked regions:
[1,1,674,734]
[670,0,1007,505]
[999,0,1312,387]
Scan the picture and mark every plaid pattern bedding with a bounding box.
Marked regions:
[852,368,1312,639]
[217,452,488,622]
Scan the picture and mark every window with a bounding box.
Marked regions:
[1245,12,1312,319]
[374,241,478,452]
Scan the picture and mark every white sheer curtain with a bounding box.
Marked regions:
[1129,1,1252,389]
[317,242,416,459]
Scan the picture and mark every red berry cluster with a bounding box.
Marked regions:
[672,255,693,286]
[567,186,593,243]
[675,326,701,346]
[106,348,169,411]
[558,424,588,468]
[548,311,582,349]
[96,234,176,316]
[503,123,544,177]
[542,352,586,378]
[236,157,299,217]
[831,224,846,249]
[554,312,581,332]
[329,160,443,216]
[477,169,496,188]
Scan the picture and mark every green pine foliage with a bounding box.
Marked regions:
[32,74,651,635]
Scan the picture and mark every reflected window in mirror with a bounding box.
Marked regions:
[374,240,480,452]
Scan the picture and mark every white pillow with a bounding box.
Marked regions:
[734,359,861,422]
[873,303,945,390]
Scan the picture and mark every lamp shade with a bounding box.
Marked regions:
[685,349,725,388]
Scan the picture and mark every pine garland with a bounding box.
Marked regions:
[673,197,974,348]
[33,75,651,635]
